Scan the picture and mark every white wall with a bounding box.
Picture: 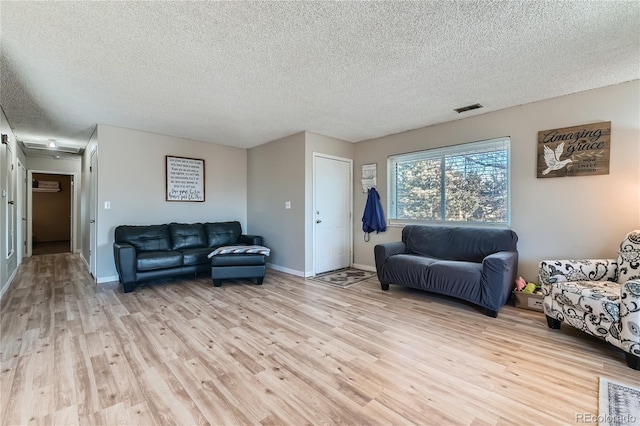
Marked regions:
[26,156,82,173]
[96,124,247,282]
[247,132,306,275]
[353,80,640,282]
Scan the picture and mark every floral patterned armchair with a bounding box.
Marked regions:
[539,230,640,370]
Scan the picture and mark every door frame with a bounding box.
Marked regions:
[16,159,26,264]
[27,170,79,256]
[312,153,353,276]
[3,144,15,261]
[89,147,97,278]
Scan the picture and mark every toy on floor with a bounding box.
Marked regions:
[514,276,542,294]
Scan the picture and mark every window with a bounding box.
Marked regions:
[388,137,510,226]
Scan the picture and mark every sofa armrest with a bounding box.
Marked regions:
[238,234,263,246]
[481,251,518,310]
[374,242,407,275]
[113,242,137,286]
[621,279,640,354]
[538,259,617,286]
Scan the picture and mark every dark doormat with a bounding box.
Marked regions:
[309,268,377,288]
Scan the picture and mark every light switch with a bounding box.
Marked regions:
[285,201,291,209]
[104,201,111,209]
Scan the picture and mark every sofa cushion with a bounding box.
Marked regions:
[204,221,242,247]
[137,251,183,271]
[426,260,483,301]
[381,254,439,287]
[115,225,171,252]
[403,226,518,263]
[169,223,207,250]
[545,280,621,342]
[180,247,212,266]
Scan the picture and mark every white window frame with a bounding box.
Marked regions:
[387,137,511,227]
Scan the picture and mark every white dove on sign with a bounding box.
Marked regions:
[542,142,572,175]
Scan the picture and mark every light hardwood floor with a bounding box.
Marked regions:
[1,254,637,425]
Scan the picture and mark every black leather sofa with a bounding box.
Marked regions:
[375,225,518,317]
[113,221,263,292]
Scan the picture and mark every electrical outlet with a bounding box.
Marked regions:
[285,201,291,209]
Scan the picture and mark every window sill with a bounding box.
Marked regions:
[387,220,511,229]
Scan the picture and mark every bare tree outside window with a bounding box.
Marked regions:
[389,138,510,225]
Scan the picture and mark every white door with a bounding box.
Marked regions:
[4,145,14,260]
[16,161,26,263]
[313,154,352,274]
[89,149,97,277]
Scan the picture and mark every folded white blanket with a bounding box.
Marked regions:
[207,245,271,258]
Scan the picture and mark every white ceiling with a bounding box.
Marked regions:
[1,1,639,152]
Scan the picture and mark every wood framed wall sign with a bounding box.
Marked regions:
[537,121,611,178]
[166,156,205,201]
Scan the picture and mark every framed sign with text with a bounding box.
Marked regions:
[537,121,610,178]
[166,156,205,202]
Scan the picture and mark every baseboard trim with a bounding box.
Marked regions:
[80,254,90,272]
[352,263,376,272]
[266,263,306,277]
[0,267,18,300]
[97,275,119,284]
[0,284,8,301]
[97,266,367,283]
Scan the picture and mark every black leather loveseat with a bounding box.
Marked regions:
[375,225,518,317]
[113,221,263,292]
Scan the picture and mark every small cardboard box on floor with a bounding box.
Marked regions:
[513,291,544,312]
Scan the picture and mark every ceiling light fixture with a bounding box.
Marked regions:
[47,139,57,148]
[454,103,483,113]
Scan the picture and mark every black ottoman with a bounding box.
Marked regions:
[210,253,267,287]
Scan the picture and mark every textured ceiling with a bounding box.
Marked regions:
[1,1,639,151]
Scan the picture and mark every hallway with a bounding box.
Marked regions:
[31,240,70,256]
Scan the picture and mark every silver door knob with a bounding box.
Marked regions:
[90,219,95,223]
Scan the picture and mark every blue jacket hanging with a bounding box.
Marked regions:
[362,187,386,241]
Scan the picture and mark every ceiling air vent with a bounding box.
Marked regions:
[454,103,483,113]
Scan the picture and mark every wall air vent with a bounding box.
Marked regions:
[454,103,483,113]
